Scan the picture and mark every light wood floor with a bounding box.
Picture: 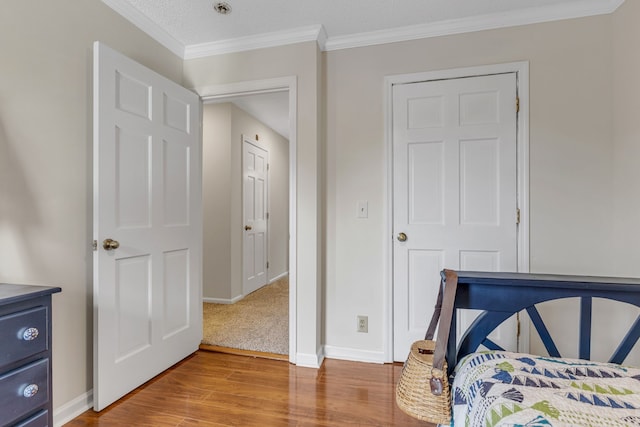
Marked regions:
[65,350,433,426]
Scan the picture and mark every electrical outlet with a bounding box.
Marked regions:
[357,315,368,333]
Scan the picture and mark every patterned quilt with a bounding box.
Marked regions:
[448,351,640,427]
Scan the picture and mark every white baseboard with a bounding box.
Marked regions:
[54,389,93,427]
[295,347,325,368]
[203,294,244,304]
[269,270,289,283]
[324,345,386,364]
[203,274,288,304]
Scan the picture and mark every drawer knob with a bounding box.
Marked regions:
[22,327,39,341]
[23,384,39,398]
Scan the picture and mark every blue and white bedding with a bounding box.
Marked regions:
[449,351,640,426]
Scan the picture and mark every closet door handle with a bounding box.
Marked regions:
[245,225,252,231]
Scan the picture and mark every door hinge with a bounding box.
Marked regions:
[92,240,98,251]
[516,96,520,113]
[516,208,521,225]
[266,212,270,220]
[266,261,269,269]
[267,163,270,171]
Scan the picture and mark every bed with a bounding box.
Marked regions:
[443,271,640,426]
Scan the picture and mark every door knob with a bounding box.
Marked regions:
[102,238,120,251]
[397,232,407,242]
[245,225,252,231]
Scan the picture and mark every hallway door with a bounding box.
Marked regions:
[243,136,269,295]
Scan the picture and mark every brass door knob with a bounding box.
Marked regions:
[245,225,252,231]
[102,238,120,251]
[397,232,407,242]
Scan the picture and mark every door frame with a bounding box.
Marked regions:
[196,76,298,364]
[383,62,530,362]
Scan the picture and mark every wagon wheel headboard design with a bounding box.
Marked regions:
[444,270,640,374]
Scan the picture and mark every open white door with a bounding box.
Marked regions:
[243,136,269,295]
[93,42,202,410]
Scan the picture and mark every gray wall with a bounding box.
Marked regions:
[324,14,615,358]
[0,0,184,414]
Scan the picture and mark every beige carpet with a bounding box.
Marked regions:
[202,277,288,355]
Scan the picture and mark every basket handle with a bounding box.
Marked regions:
[424,269,458,372]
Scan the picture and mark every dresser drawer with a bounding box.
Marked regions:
[0,359,49,426]
[0,306,48,368]
[14,410,48,427]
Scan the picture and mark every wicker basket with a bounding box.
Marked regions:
[396,340,451,424]
[396,270,458,425]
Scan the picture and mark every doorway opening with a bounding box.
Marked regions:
[199,78,297,363]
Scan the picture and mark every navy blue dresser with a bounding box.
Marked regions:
[0,284,61,427]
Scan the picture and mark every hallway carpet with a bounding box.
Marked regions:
[202,276,288,355]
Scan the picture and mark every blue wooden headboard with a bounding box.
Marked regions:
[444,270,640,374]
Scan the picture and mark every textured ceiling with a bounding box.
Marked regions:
[105,0,623,141]
[120,0,621,46]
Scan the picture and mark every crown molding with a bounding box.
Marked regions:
[324,0,625,51]
[316,25,329,52]
[184,25,326,60]
[101,0,185,57]
[102,0,625,58]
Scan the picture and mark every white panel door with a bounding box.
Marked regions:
[243,137,269,295]
[93,42,202,410]
[393,73,519,361]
